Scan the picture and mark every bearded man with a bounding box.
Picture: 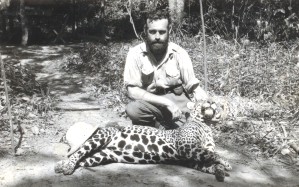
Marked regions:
[124,10,208,129]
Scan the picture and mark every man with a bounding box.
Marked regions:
[124,10,208,129]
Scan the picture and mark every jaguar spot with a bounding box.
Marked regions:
[125,144,132,150]
[84,145,90,151]
[91,142,97,149]
[162,146,170,153]
[121,133,128,139]
[77,151,83,157]
[141,135,149,145]
[157,139,165,145]
[152,155,160,161]
[150,136,156,143]
[100,138,106,145]
[144,153,151,160]
[118,140,126,148]
[130,134,140,142]
[95,157,101,162]
[137,144,145,152]
[114,151,122,156]
[133,151,143,158]
[184,144,190,149]
[102,157,108,163]
[123,156,135,162]
[100,152,107,157]
[148,144,159,153]
[139,159,147,164]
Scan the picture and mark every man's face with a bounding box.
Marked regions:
[145,18,169,55]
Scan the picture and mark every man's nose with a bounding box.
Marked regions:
[155,33,161,40]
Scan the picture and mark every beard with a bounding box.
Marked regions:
[147,40,168,55]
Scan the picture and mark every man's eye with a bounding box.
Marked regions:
[149,30,156,34]
[159,31,166,35]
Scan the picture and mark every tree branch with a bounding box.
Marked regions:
[0,53,14,155]
[126,0,140,40]
[199,0,208,92]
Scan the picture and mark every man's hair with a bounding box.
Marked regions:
[145,9,170,25]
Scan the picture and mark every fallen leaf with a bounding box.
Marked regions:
[281,148,290,155]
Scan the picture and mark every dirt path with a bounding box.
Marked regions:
[0,45,298,187]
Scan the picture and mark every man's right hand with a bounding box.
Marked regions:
[166,101,182,121]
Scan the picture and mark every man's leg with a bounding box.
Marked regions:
[125,100,164,127]
[126,93,191,129]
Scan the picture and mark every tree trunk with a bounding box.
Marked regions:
[1,13,7,34]
[168,0,185,31]
[20,0,28,45]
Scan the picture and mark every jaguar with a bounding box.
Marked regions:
[54,101,232,182]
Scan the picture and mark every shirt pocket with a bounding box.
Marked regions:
[165,61,181,86]
[141,67,154,87]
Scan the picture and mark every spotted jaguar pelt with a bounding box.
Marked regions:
[55,101,232,182]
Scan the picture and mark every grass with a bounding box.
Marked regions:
[174,35,298,158]
[185,36,299,158]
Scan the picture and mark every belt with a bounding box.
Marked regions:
[155,84,183,95]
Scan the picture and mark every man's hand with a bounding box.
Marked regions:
[193,86,208,101]
[128,86,182,121]
[165,101,182,121]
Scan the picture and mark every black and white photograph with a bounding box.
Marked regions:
[0,0,298,186]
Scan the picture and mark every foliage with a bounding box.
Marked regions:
[1,61,37,95]
[1,0,298,43]
[63,42,109,73]
[0,0,10,10]
[175,35,299,157]
[185,0,299,41]
[0,59,55,134]
[98,0,299,41]
[63,42,130,94]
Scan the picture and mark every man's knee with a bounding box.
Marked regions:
[125,101,142,121]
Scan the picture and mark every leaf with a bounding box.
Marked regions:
[274,9,285,16]
[22,96,30,102]
[281,148,290,155]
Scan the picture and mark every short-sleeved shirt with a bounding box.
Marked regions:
[124,42,200,94]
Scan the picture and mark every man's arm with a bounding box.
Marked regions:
[127,86,182,120]
[193,86,208,101]
[174,45,208,101]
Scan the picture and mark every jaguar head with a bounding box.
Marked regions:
[187,100,222,123]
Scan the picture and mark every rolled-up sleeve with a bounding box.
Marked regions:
[176,49,200,93]
[124,48,142,88]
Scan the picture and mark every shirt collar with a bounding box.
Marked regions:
[139,42,176,68]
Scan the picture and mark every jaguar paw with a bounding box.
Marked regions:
[220,160,232,171]
[215,164,226,182]
[54,160,76,175]
[54,160,68,173]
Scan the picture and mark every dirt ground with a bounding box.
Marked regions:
[0,45,298,187]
